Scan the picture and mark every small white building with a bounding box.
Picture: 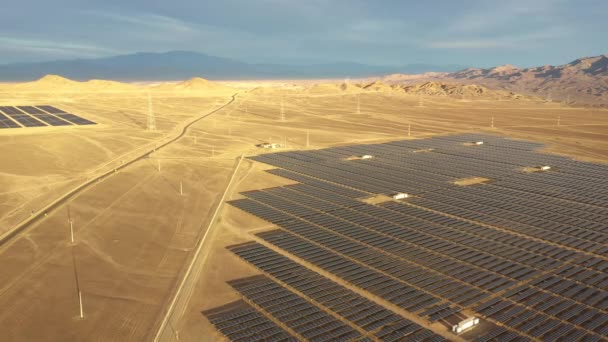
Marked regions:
[452,317,480,334]
[257,142,280,149]
[537,165,551,171]
[361,155,373,159]
[392,193,409,200]
[473,141,484,145]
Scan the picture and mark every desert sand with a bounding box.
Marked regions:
[0,75,607,341]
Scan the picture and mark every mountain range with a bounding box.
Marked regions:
[0,51,465,81]
[383,54,608,106]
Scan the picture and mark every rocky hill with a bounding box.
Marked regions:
[395,81,525,99]
[383,54,608,106]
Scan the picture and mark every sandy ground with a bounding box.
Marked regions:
[0,85,607,341]
[175,91,608,341]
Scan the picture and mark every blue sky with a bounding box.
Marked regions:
[0,0,606,67]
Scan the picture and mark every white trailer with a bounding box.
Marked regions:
[452,317,479,334]
[392,193,409,200]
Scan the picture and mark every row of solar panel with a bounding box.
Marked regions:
[256,228,445,314]
[380,202,608,292]
[234,134,608,340]
[260,134,608,197]
[229,275,363,341]
[252,142,579,198]
[240,187,532,290]
[203,300,297,341]
[0,105,95,129]
[419,188,608,244]
[228,242,448,341]
[474,295,606,340]
[410,194,605,258]
[253,153,451,195]
[232,198,486,309]
[235,182,608,336]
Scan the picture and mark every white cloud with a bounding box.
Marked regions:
[0,37,120,58]
[80,10,198,34]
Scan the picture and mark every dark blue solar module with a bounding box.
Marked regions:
[0,112,21,128]
[54,113,96,125]
[36,105,66,114]
[0,105,95,128]
[17,106,72,126]
[0,106,46,127]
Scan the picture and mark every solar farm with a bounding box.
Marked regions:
[205,133,608,342]
[0,105,95,128]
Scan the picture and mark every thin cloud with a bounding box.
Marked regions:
[0,37,120,58]
[81,10,198,33]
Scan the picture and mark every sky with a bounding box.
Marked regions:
[0,0,606,67]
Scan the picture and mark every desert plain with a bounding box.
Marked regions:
[0,76,607,341]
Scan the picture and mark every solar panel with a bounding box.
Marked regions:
[0,112,21,128]
[212,134,608,341]
[16,106,72,126]
[0,105,95,128]
[0,106,46,127]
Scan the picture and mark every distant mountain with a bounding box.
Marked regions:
[383,54,608,106]
[0,51,466,81]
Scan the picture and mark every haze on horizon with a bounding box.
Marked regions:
[1,0,606,68]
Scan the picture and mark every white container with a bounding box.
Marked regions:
[392,193,409,200]
[452,317,480,334]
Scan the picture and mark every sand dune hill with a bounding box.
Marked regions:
[6,75,141,93]
[305,82,363,94]
[396,81,525,99]
[151,77,235,93]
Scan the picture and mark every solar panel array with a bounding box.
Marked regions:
[0,105,95,129]
[206,133,608,341]
[203,300,297,341]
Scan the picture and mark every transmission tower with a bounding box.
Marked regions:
[147,93,156,131]
[306,130,310,148]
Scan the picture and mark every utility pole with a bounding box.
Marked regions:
[491,116,495,129]
[356,94,361,114]
[70,219,74,244]
[408,124,411,137]
[158,159,161,172]
[306,131,310,148]
[180,181,183,196]
[280,99,285,122]
[557,115,561,127]
[68,206,74,244]
[78,290,84,319]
